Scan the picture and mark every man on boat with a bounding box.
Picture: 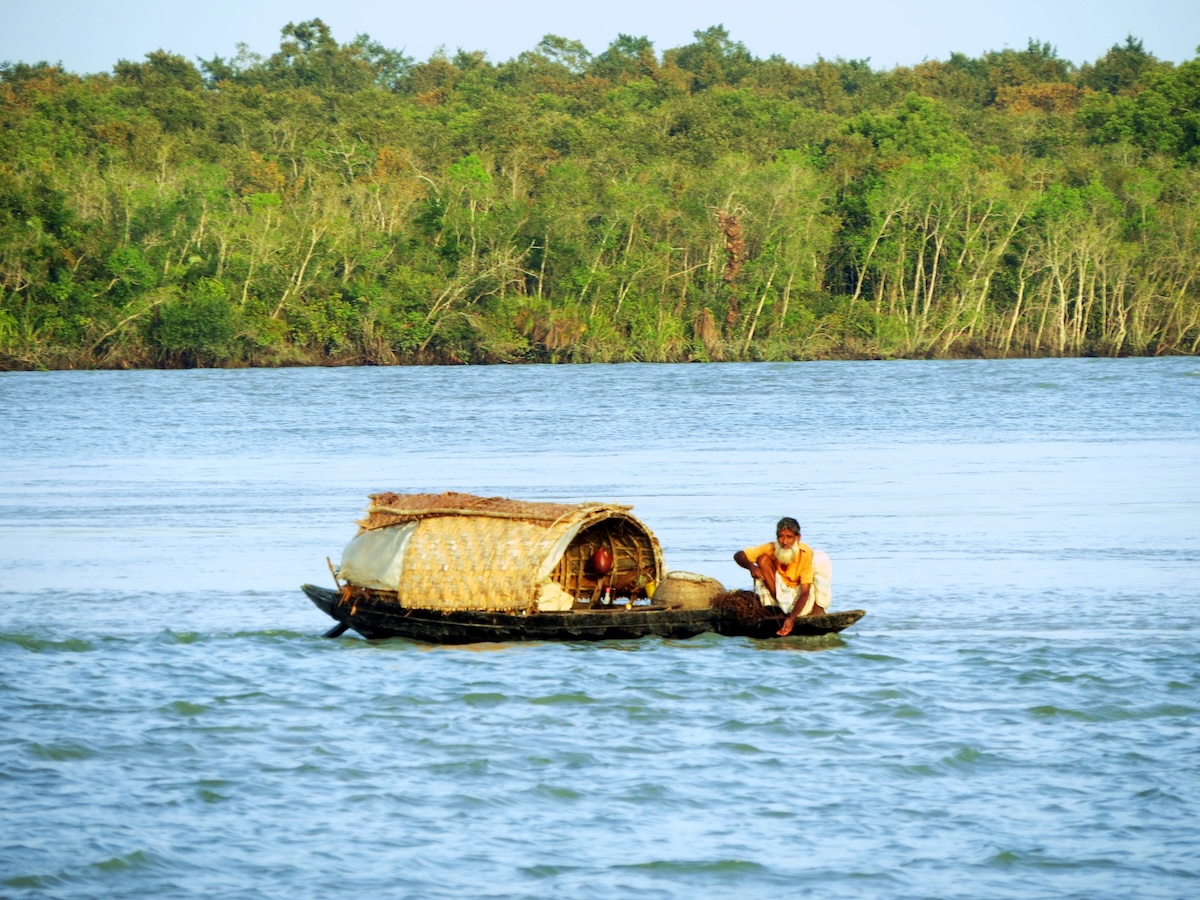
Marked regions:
[734,517,826,636]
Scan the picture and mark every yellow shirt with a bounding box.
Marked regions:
[743,541,814,589]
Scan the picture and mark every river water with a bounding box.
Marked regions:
[1,358,1198,898]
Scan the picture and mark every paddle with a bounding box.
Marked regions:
[322,621,349,638]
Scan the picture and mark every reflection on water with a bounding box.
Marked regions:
[1,358,1198,898]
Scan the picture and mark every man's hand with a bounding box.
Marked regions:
[776,616,795,637]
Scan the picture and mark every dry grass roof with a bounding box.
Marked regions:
[359,491,630,533]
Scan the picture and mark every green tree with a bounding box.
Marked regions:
[1079,36,1160,95]
[664,25,757,91]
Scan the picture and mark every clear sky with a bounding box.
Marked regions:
[1,0,1196,75]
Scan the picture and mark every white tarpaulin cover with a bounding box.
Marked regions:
[337,522,416,591]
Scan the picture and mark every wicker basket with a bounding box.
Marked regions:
[654,571,726,610]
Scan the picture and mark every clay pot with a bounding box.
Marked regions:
[591,545,613,575]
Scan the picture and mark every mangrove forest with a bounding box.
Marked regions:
[2,22,1199,368]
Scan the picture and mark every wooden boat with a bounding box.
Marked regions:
[302,584,865,643]
[303,491,865,644]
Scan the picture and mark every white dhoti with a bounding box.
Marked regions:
[755,550,832,616]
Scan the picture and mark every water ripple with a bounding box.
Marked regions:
[2,360,1199,897]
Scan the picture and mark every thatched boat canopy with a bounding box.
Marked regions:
[336,492,665,613]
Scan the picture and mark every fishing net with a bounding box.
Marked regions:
[711,589,784,621]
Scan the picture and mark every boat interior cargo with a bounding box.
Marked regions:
[551,516,660,607]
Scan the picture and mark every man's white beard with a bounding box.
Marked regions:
[775,543,798,565]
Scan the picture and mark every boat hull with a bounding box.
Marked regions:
[302,585,864,644]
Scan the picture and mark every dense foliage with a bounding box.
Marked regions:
[2,24,1199,367]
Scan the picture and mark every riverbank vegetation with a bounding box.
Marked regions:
[2,23,1199,368]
